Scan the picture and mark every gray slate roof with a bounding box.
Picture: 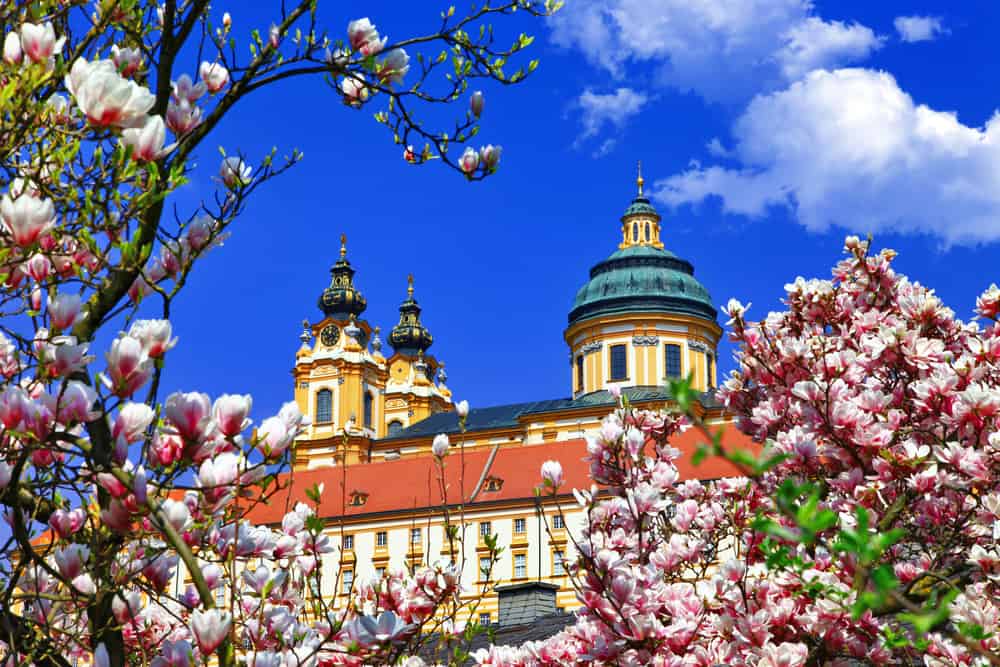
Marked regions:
[377,386,723,442]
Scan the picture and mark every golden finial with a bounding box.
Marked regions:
[340,233,347,258]
[407,273,414,297]
[636,160,644,197]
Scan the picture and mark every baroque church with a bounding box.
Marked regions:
[246,167,749,624]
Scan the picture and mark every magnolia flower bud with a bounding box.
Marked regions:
[541,459,564,488]
[432,433,450,458]
[326,47,349,68]
[459,146,479,175]
[340,76,369,105]
[222,12,232,29]
[470,90,485,117]
[455,400,469,418]
[219,156,252,189]
[403,145,417,163]
[3,32,22,65]
[269,23,281,49]
[199,61,230,94]
[0,461,11,489]
[480,144,502,171]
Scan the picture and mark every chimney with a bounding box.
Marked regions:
[495,581,560,627]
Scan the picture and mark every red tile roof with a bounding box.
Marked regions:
[245,423,755,526]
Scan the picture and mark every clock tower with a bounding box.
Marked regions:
[290,237,453,470]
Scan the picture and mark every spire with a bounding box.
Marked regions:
[389,274,434,355]
[318,232,368,319]
[619,161,664,250]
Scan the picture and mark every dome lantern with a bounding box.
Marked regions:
[619,161,664,251]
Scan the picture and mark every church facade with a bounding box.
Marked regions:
[247,168,748,623]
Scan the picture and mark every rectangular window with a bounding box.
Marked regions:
[514,553,527,579]
[514,518,526,534]
[341,569,353,594]
[665,343,682,379]
[706,353,715,388]
[342,534,354,550]
[609,344,627,380]
[479,556,491,581]
[375,567,386,580]
[575,355,584,392]
[410,528,421,545]
[376,531,387,547]
[552,514,565,530]
[316,389,333,424]
[553,550,566,576]
[479,521,491,538]
[479,613,491,626]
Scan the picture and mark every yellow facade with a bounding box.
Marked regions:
[266,166,732,624]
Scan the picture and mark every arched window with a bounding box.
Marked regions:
[632,222,638,241]
[645,222,651,241]
[387,420,403,436]
[316,389,332,424]
[363,392,374,428]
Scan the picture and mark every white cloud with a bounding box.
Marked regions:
[576,88,649,155]
[655,69,1000,245]
[776,17,883,81]
[894,15,947,43]
[549,0,881,102]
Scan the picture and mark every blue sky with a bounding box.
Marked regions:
[156,1,1000,423]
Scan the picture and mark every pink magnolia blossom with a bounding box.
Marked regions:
[480,144,502,171]
[166,98,202,135]
[459,146,479,175]
[540,459,563,488]
[199,61,229,94]
[121,115,174,161]
[219,157,252,188]
[379,48,410,85]
[129,319,177,357]
[101,334,153,397]
[212,393,252,437]
[1,191,56,247]
[347,18,387,56]
[47,293,82,330]
[65,57,155,128]
[111,45,142,77]
[171,73,207,103]
[164,391,212,441]
[19,23,64,63]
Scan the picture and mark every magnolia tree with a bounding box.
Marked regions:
[472,238,1000,666]
[0,1,561,665]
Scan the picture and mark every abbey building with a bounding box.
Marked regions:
[247,167,749,623]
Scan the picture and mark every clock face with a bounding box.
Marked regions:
[320,325,340,347]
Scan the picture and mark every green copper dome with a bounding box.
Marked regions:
[623,194,658,217]
[568,245,717,325]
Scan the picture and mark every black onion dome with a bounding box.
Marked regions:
[389,275,433,354]
[318,235,367,319]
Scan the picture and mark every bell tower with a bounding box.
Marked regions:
[291,240,453,469]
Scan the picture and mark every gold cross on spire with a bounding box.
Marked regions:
[339,233,347,258]
[407,273,414,297]
[636,160,644,197]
